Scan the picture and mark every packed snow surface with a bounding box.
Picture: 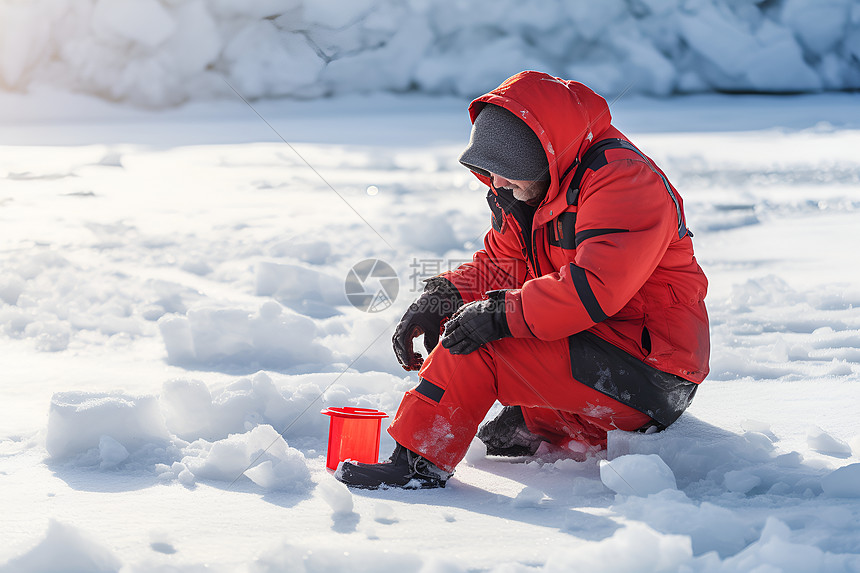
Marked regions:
[1,89,860,572]
[2,0,860,107]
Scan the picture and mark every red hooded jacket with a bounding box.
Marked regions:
[443,71,710,384]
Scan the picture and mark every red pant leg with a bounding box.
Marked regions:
[387,344,499,472]
[388,336,651,472]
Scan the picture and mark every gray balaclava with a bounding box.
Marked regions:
[458,103,550,182]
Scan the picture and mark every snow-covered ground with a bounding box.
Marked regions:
[2,90,860,572]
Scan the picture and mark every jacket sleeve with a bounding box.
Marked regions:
[442,218,530,304]
[507,160,677,340]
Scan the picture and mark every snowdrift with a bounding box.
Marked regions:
[1,0,859,107]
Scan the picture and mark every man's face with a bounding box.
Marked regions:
[491,173,550,205]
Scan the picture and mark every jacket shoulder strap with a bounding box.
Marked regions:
[565,138,689,239]
[565,138,637,206]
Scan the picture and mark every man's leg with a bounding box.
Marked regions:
[519,406,649,456]
[386,341,499,472]
[387,336,651,472]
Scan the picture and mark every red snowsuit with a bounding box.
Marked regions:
[388,71,710,472]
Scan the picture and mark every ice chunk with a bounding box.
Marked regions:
[543,522,693,571]
[611,32,677,96]
[318,478,354,516]
[181,424,311,492]
[463,437,487,465]
[302,0,377,30]
[821,463,860,498]
[177,467,196,486]
[209,0,299,19]
[512,486,546,508]
[157,313,196,364]
[158,302,332,369]
[566,61,628,99]
[92,0,175,49]
[847,26,860,64]
[775,451,803,468]
[723,470,761,494]
[677,5,757,79]
[98,435,130,469]
[222,20,324,99]
[727,517,827,572]
[639,0,677,15]
[781,0,852,56]
[46,391,169,459]
[613,489,754,558]
[414,35,545,97]
[562,0,627,42]
[162,0,221,75]
[807,425,852,457]
[744,20,822,92]
[160,378,214,440]
[742,431,775,452]
[6,0,860,107]
[600,454,677,496]
[740,419,776,440]
[160,370,336,443]
[323,14,433,94]
[244,459,310,491]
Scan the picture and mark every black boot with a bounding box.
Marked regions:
[336,443,452,489]
[477,406,544,457]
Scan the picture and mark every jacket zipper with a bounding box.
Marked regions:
[531,229,541,277]
[492,184,541,277]
[509,201,538,277]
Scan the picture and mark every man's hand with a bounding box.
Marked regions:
[440,290,512,355]
[392,278,462,371]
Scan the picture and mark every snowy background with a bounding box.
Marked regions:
[3,0,860,572]
[2,0,860,107]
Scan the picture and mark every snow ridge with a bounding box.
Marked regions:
[2,0,860,107]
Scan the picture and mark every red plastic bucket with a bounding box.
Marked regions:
[321,407,389,471]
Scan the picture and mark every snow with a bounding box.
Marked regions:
[158,301,333,369]
[46,392,169,459]
[821,464,860,498]
[177,424,311,492]
[600,455,677,496]
[2,65,860,571]
[511,486,548,508]
[2,0,860,107]
[317,478,355,516]
[0,520,122,573]
[808,425,854,458]
[91,0,176,49]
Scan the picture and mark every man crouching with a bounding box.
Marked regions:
[338,71,710,489]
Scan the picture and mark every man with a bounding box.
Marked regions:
[337,71,710,489]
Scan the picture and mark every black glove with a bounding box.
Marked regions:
[440,290,512,355]
[392,277,462,371]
